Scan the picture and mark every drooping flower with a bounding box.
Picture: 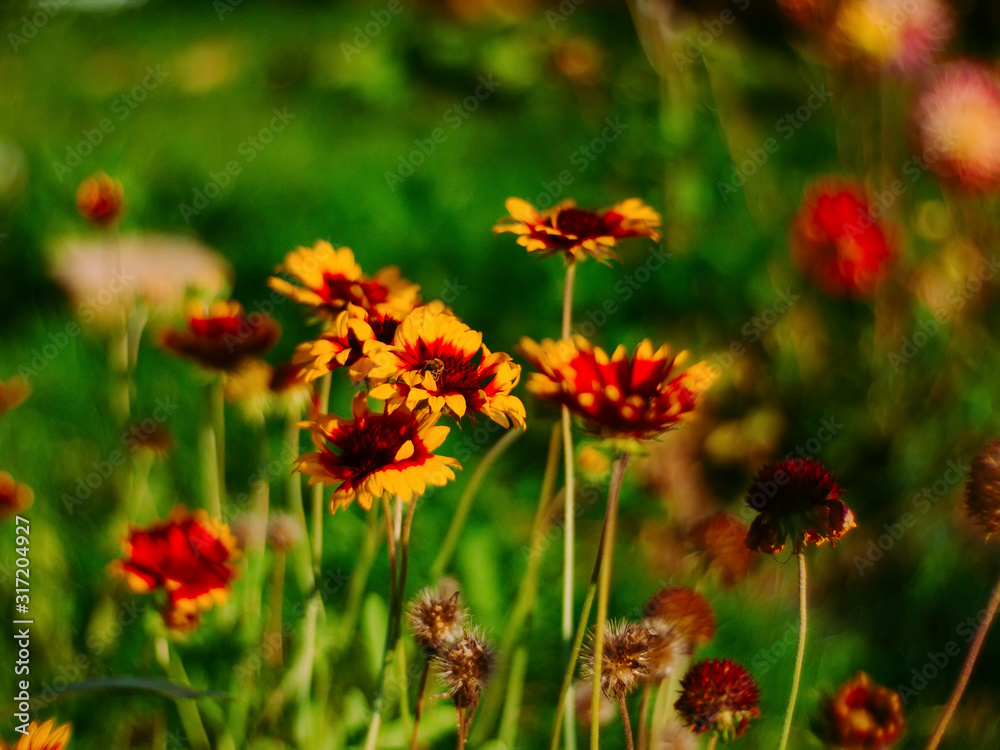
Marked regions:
[0,472,33,519]
[408,585,468,654]
[643,586,716,656]
[914,62,1000,193]
[744,458,855,554]
[675,658,761,741]
[367,305,526,428]
[159,300,281,372]
[295,392,460,512]
[790,181,894,298]
[4,718,72,750]
[293,303,403,384]
[268,241,420,320]
[76,172,123,226]
[834,0,953,75]
[583,621,658,698]
[0,376,30,418]
[494,197,662,264]
[520,336,715,442]
[111,507,239,630]
[965,439,1000,540]
[434,627,495,710]
[817,672,905,749]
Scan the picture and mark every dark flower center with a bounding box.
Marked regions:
[556,208,607,238]
[320,275,392,311]
[338,413,414,475]
[190,316,244,337]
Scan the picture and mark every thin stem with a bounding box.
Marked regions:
[591,453,630,750]
[201,380,221,518]
[265,551,286,668]
[456,707,468,750]
[617,693,635,750]
[637,683,651,750]
[561,261,578,750]
[156,637,211,750]
[430,426,524,580]
[924,575,1000,750]
[212,376,226,513]
[706,734,718,750]
[381,494,399,604]
[499,644,529,750]
[409,658,432,750]
[311,372,332,579]
[334,503,382,653]
[284,405,312,591]
[777,547,808,750]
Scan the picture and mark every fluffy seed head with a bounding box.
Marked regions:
[583,621,658,697]
[966,439,1000,539]
[434,628,495,709]
[407,586,468,654]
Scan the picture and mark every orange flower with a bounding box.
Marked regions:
[269,241,420,320]
[159,300,281,372]
[111,507,239,630]
[366,305,526,428]
[520,336,714,441]
[296,393,460,512]
[293,304,403,384]
[0,377,30,418]
[76,172,123,226]
[494,197,662,264]
[0,472,33,519]
[4,719,72,750]
[818,672,905,749]
[643,585,716,654]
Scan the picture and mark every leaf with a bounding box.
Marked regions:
[35,677,234,703]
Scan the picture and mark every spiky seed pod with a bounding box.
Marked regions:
[643,586,716,654]
[675,658,761,741]
[817,672,905,749]
[582,620,657,698]
[966,439,1000,539]
[434,628,495,709]
[407,587,468,654]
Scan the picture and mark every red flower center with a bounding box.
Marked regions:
[321,274,391,310]
[556,208,607,238]
[190,316,243,337]
[337,413,416,475]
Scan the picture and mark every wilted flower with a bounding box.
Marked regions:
[790,181,895,298]
[293,304,403,384]
[675,658,761,741]
[817,672,905,749]
[295,392,460,512]
[0,472,33,519]
[965,439,1000,539]
[520,337,715,442]
[434,628,495,710]
[583,620,658,697]
[0,377,30,418]
[76,172,123,226]
[690,514,755,587]
[159,300,281,372]
[368,305,526,428]
[834,0,953,75]
[407,586,468,654]
[268,241,420,321]
[3,718,73,750]
[915,62,1000,193]
[745,458,855,554]
[111,507,239,630]
[643,586,715,657]
[494,197,662,264]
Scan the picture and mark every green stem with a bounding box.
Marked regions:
[591,452,630,750]
[334,503,382,653]
[201,379,222,518]
[311,372,332,579]
[212,376,226,513]
[924,575,1000,750]
[266,551,286,669]
[156,637,211,750]
[430,426,524,580]
[637,683,651,750]
[561,261,578,750]
[499,644,529,750]
[707,734,718,750]
[777,548,808,750]
[284,405,313,591]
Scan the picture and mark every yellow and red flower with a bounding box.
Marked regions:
[790,181,895,298]
[818,672,905,749]
[269,241,420,320]
[111,507,239,630]
[834,0,953,75]
[519,336,714,441]
[76,172,123,226]
[159,299,281,372]
[0,472,33,519]
[3,719,72,750]
[293,304,403,384]
[494,197,662,264]
[295,392,460,512]
[367,306,526,429]
[675,658,761,741]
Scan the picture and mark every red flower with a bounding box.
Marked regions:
[159,300,281,372]
[790,181,894,297]
[112,507,239,629]
[0,472,33,519]
[675,658,761,740]
[76,172,124,226]
[819,672,905,749]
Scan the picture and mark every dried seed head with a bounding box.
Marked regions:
[675,658,761,741]
[643,586,716,653]
[582,621,657,698]
[817,672,905,749]
[407,586,468,654]
[966,439,1000,539]
[434,627,495,709]
[643,622,690,682]
[266,513,304,553]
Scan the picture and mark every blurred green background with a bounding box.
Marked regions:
[3,0,1000,747]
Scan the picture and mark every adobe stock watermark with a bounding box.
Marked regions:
[716,84,832,202]
[571,245,671,337]
[50,65,169,183]
[214,0,244,19]
[7,0,70,53]
[672,0,751,71]
[852,458,968,576]
[340,0,409,61]
[178,107,296,223]
[546,0,585,29]
[384,75,501,191]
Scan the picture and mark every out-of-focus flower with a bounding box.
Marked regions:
[745,458,855,554]
[269,360,314,413]
[269,241,420,321]
[0,472,33,519]
[915,62,1000,193]
[4,718,72,750]
[583,621,657,697]
[577,444,612,483]
[76,172,123,226]
[408,586,468,654]
[909,237,986,323]
[50,234,231,327]
[574,678,616,728]
[777,0,833,27]
[0,377,30,418]
[111,507,239,630]
[224,359,275,421]
[293,304,403,384]
[520,337,715,443]
[494,197,662,264]
[643,586,715,655]
[834,0,953,75]
[266,513,303,552]
[368,305,526,428]
[689,514,755,587]
[817,672,905,749]
[966,439,1000,540]
[159,300,281,372]
[791,181,895,298]
[295,392,460,512]
[124,419,175,458]
[434,627,495,710]
[552,37,605,86]
[675,658,761,741]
